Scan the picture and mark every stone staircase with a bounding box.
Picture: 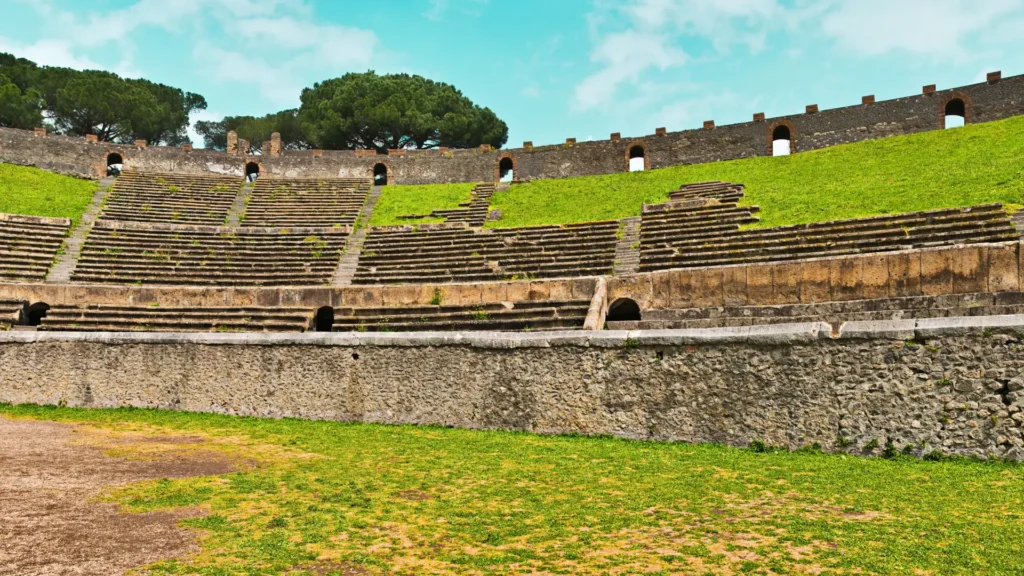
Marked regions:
[225,183,253,226]
[613,216,641,276]
[46,177,116,283]
[0,299,24,329]
[334,185,385,286]
[0,213,72,283]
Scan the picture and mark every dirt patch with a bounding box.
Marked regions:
[0,416,236,576]
[290,562,370,575]
[397,489,432,501]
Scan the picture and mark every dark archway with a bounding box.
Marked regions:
[313,306,334,332]
[498,157,514,182]
[606,298,641,322]
[373,163,388,186]
[771,125,791,156]
[24,302,50,327]
[106,153,123,177]
[628,145,645,172]
[944,98,966,129]
[245,162,260,183]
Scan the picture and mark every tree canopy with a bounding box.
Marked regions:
[298,72,508,152]
[195,109,308,154]
[0,52,206,145]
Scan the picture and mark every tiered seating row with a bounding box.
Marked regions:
[354,222,618,284]
[0,213,71,283]
[333,300,590,332]
[101,170,242,225]
[40,305,315,332]
[0,299,25,329]
[72,221,349,286]
[608,292,1024,330]
[640,203,1018,272]
[669,180,746,203]
[426,183,495,226]
[243,177,372,228]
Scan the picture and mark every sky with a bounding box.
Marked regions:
[2,0,1023,148]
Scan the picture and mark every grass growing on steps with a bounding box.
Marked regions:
[0,163,97,226]
[368,183,475,226]
[5,403,1024,575]
[483,115,1024,228]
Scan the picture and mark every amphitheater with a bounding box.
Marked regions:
[2,71,1024,462]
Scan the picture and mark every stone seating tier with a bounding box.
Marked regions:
[40,304,315,332]
[0,213,71,283]
[607,292,1024,330]
[101,170,241,225]
[668,180,746,203]
[354,222,618,284]
[71,221,349,286]
[640,204,1017,271]
[243,177,372,228]
[332,299,590,332]
[0,299,24,329]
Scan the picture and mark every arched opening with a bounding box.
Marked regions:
[772,125,791,156]
[24,302,49,327]
[628,145,645,172]
[245,162,260,183]
[498,157,514,182]
[606,298,641,322]
[373,163,388,186]
[945,98,966,129]
[106,153,123,177]
[313,306,334,332]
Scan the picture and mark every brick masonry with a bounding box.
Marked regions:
[1,73,1022,184]
[1,316,1023,460]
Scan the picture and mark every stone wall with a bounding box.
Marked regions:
[1,316,1022,460]
[2,73,1021,183]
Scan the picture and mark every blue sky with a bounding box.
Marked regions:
[2,0,1023,148]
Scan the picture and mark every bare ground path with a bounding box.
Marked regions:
[0,416,235,576]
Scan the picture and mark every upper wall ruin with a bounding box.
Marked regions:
[2,72,1022,185]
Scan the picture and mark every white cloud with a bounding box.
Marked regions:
[820,0,1024,59]
[0,37,102,70]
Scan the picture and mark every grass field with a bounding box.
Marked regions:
[5,403,1023,575]
[369,115,1024,230]
[369,183,476,226]
[0,163,97,225]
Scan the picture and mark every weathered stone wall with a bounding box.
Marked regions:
[1,316,1022,460]
[2,74,1021,183]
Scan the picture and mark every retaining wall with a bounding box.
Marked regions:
[2,316,1023,460]
[2,74,1021,184]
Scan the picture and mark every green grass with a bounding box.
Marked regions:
[5,403,1024,575]
[0,163,97,225]
[368,183,475,226]
[473,115,1024,228]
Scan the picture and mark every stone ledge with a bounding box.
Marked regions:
[92,219,352,235]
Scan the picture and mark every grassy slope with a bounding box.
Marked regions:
[371,115,1024,230]
[368,183,475,226]
[0,163,96,225]
[6,404,1024,575]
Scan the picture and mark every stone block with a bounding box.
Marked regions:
[546,280,572,302]
[480,282,507,303]
[342,286,383,307]
[504,281,530,303]
[922,84,936,94]
[920,248,954,295]
[690,267,724,308]
[609,274,653,309]
[383,285,428,306]
[722,265,748,306]
[830,258,863,301]
[651,272,672,309]
[888,251,921,297]
[988,71,1001,83]
[569,277,596,300]
[523,141,533,149]
[805,104,819,114]
[987,244,1020,292]
[610,132,621,141]
[655,127,667,136]
[746,264,773,305]
[771,262,801,305]
[950,246,986,294]
[85,134,98,143]
[799,260,831,303]
[33,127,46,137]
[862,95,875,105]
[450,283,484,305]
[703,120,715,130]
[565,138,576,145]
[861,255,890,298]
[753,112,765,122]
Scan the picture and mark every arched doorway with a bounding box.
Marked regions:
[313,306,334,332]
[628,145,646,172]
[373,163,388,186]
[245,162,260,183]
[606,298,641,322]
[944,98,966,129]
[771,125,791,156]
[24,302,50,327]
[498,157,514,182]
[106,153,123,177]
